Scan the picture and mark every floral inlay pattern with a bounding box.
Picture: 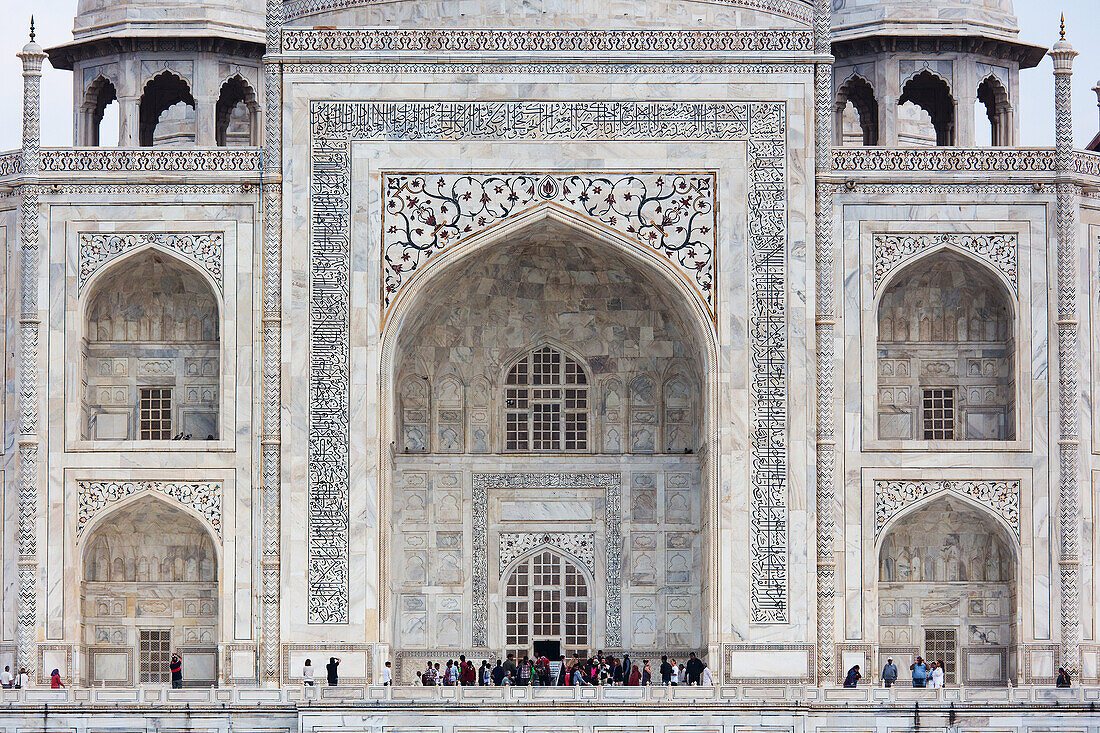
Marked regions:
[76,480,223,539]
[873,479,1020,540]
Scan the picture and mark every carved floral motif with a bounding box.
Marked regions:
[40,148,262,173]
[872,232,1017,294]
[79,232,224,292]
[873,479,1020,540]
[382,173,716,328]
[833,148,1056,172]
[76,480,223,539]
[499,533,596,577]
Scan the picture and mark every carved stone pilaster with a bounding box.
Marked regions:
[812,0,836,686]
[16,31,44,673]
[1051,32,1081,677]
[259,0,283,684]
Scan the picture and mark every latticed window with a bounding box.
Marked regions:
[923,628,957,683]
[139,387,172,440]
[504,550,589,659]
[922,388,955,440]
[504,346,588,451]
[139,629,171,682]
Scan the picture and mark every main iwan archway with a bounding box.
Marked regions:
[379,213,718,678]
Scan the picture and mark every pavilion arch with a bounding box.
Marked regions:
[80,248,222,441]
[381,209,717,662]
[977,74,1012,147]
[79,494,220,685]
[139,70,197,147]
[874,247,1017,442]
[79,75,117,147]
[875,494,1019,684]
[215,74,260,147]
[835,74,879,146]
[898,70,956,146]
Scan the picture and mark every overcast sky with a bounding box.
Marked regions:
[0,0,1096,149]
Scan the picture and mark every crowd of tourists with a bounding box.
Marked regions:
[408,651,714,687]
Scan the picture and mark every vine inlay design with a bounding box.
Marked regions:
[79,232,224,292]
[499,532,596,577]
[77,480,223,539]
[873,479,1021,540]
[382,172,717,328]
[872,232,1017,294]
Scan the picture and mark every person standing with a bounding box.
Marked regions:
[16,668,28,689]
[1056,667,1072,688]
[843,665,861,688]
[627,664,641,686]
[170,654,183,689]
[302,659,315,686]
[930,661,945,689]
[669,661,679,686]
[641,660,652,685]
[700,663,714,686]
[910,656,929,688]
[881,658,898,688]
[326,657,340,686]
[381,660,392,686]
[660,656,673,685]
[0,666,12,689]
[685,652,704,685]
[50,669,64,689]
[492,659,506,686]
[502,653,517,682]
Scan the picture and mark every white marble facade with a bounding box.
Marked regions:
[0,0,1098,701]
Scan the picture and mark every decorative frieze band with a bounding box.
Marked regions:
[0,152,19,178]
[873,479,1021,541]
[833,148,1055,173]
[78,232,224,292]
[498,532,596,577]
[282,28,814,53]
[40,148,262,173]
[282,0,813,25]
[381,172,717,329]
[76,480,223,539]
[871,232,1017,294]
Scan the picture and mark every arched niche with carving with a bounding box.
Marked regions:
[898,70,956,147]
[835,75,879,146]
[876,250,1015,441]
[877,495,1018,684]
[215,74,260,147]
[977,75,1012,147]
[82,250,220,441]
[139,70,197,147]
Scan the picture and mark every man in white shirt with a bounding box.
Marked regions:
[0,666,11,688]
[381,661,392,686]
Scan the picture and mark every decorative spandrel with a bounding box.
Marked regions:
[381,173,717,330]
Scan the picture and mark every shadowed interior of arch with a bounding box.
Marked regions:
[385,218,712,664]
[81,495,219,684]
[876,249,1015,441]
[82,250,220,441]
[877,495,1018,684]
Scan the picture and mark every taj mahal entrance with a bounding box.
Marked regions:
[382,216,715,676]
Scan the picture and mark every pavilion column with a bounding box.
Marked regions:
[16,20,45,674]
[813,0,838,685]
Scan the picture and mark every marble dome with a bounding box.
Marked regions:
[72,0,266,43]
[832,0,1021,43]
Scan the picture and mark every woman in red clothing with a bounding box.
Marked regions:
[50,669,64,688]
[627,665,641,686]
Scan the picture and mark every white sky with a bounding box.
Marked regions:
[0,0,1096,149]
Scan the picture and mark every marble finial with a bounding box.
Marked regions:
[29,16,34,43]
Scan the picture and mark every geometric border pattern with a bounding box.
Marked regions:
[308,99,789,627]
[872,479,1021,541]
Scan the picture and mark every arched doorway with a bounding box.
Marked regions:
[878,496,1018,685]
[82,250,220,441]
[504,549,592,659]
[384,216,713,666]
[876,250,1015,441]
[81,496,219,686]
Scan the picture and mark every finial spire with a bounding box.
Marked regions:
[1059,13,1065,40]
[29,16,34,43]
